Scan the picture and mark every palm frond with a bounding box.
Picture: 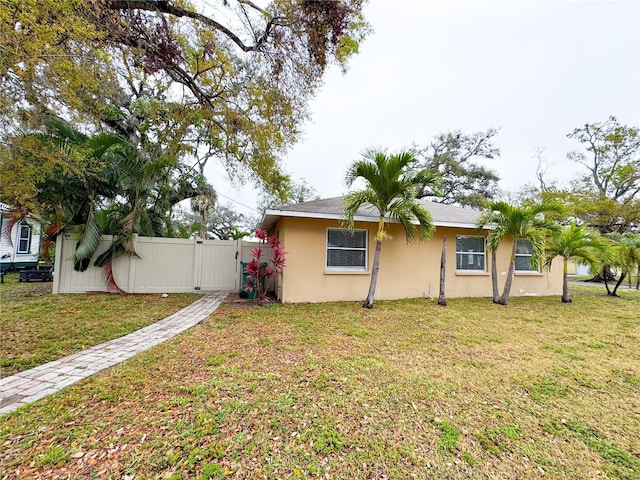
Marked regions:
[479,200,565,254]
[1,211,26,247]
[346,158,380,188]
[93,241,126,268]
[73,257,92,272]
[42,221,64,263]
[72,207,103,271]
[100,257,125,292]
[87,132,128,159]
[342,190,373,229]
[411,203,435,241]
[529,200,566,219]
[543,222,609,271]
[146,209,166,237]
[343,149,435,242]
[43,115,88,145]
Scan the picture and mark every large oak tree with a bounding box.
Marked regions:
[416,128,501,208]
[1,0,369,201]
[565,116,640,233]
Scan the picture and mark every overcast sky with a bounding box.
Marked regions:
[209,0,640,217]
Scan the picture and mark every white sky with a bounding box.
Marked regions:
[209,0,640,217]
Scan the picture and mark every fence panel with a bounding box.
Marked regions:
[54,234,132,293]
[54,235,259,294]
[129,237,197,293]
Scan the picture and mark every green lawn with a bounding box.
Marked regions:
[1,288,639,479]
[0,272,200,377]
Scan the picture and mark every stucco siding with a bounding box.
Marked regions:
[276,217,563,303]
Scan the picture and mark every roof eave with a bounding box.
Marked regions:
[261,209,489,231]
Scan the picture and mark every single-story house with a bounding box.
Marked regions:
[0,202,42,271]
[261,196,563,303]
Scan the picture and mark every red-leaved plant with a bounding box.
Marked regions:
[243,229,287,303]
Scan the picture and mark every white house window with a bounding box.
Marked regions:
[17,223,32,253]
[456,235,486,271]
[327,228,367,270]
[515,239,538,271]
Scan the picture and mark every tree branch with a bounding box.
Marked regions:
[107,0,274,52]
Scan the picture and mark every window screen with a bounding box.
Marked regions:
[456,235,486,271]
[515,239,537,271]
[327,229,367,270]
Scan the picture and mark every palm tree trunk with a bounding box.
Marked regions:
[200,209,207,239]
[611,272,626,296]
[561,258,571,303]
[491,249,499,304]
[438,236,446,306]
[363,239,382,309]
[498,241,516,305]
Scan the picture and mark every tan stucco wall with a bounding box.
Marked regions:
[274,217,564,303]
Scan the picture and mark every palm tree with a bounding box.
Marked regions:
[477,200,564,305]
[91,146,209,286]
[626,234,640,290]
[344,149,438,309]
[190,182,217,238]
[543,221,609,303]
[604,233,640,296]
[20,116,127,271]
[19,116,209,275]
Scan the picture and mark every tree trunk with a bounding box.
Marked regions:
[200,209,207,239]
[636,265,639,290]
[491,249,499,304]
[561,258,571,303]
[363,239,382,309]
[438,236,447,306]
[611,272,626,296]
[498,241,516,305]
[589,265,615,282]
[603,276,612,295]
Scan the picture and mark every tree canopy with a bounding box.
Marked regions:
[176,203,254,240]
[1,0,369,200]
[564,117,640,233]
[416,128,501,208]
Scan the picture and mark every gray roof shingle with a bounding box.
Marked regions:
[262,196,483,230]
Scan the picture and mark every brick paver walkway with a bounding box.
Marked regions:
[0,292,229,416]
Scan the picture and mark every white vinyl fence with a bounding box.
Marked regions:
[52,234,273,294]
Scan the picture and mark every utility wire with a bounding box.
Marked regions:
[216,191,259,213]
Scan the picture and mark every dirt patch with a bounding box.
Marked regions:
[14,281,53,297]
[223,291,279,307]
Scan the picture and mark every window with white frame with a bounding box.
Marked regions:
[456,235,486,271]
[515,239,538,271]
[17,222,32,253]
[326,228,367,270]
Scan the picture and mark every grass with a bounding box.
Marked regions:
[0,272,200,377]
[1,287,639,479]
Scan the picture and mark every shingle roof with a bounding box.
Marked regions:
[261,196,484,231]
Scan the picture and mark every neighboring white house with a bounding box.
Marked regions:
[0,202,42,271]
